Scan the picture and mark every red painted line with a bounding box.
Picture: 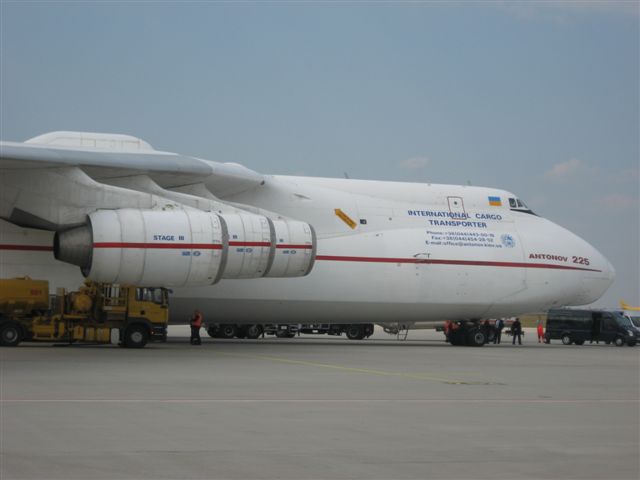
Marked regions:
[2,243,599,273]
[0,244,53,251]
[229,241,271,247]
[315,255,601,272]
[93,242,223,250]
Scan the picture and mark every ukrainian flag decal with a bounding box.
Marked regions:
[488,196,502,207]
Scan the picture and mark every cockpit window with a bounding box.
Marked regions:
[509,197,537,216]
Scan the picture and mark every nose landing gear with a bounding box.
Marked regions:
[445,320,487,347]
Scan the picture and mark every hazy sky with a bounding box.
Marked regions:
[1,1,638,308]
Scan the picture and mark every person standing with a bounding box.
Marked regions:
[494,318,504,344]
[536,318,545,343]
[512,317,522,345]
[190,309,203,345]
[483,319,493,344]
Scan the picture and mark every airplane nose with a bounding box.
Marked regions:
[578,247,615,305]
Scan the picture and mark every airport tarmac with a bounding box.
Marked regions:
[1,327,638,480]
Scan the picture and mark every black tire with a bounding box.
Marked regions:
[275,330,295,338]
[0,322,22,347]
[207,327,218,338]
[243,324,263,339]
[614,336,625,347]
[219,324,238,339]
[574,340,585,346]
[123,324,149,348]
[627,340,636,347]
[467,328,486,347]
[345,324,365,340]
[561,334,572,345]
[449,330,465,346]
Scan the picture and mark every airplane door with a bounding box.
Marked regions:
[447,196,466,216]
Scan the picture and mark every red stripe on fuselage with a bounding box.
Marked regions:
[315,255,601,272]
[0,244,599,272]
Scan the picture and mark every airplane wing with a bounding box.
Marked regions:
[0,131,263,191]
[0,131,266,229]
[0,131,316,286]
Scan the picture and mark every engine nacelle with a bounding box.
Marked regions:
[54,208,316,287]
[56,209,226,286]
[219,213,273,279]
[266,219,316,278]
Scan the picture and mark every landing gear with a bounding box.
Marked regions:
[466,328,487,347]
[446,321,486,347]
[241,324,263,339]
[275,330,296,338]
[345,324,366,340]
[219,324,238,339]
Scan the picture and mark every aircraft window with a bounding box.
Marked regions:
[509,197,538,216]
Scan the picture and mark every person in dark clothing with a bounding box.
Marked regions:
[483,320,493,344]
[190,310,203,345]
[494,318,504,344]
[512,317,522,345]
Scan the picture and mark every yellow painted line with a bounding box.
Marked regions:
[216,351,488,385]
[334,208,357,229]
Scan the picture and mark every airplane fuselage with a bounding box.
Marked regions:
[0,174,614,324]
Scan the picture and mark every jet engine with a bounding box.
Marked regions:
[54,208,316,287]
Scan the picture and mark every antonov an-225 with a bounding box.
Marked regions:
[0,131,615,346]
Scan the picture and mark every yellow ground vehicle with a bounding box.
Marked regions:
[0,277,169,348]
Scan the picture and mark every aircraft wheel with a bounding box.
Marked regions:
[467,328,486,347]
[219,324,238,339]
[346,324,365,340]
[614,336,625,347]
[275,330,295,338]
[448,328,465,346]
[123,324,149,348]
[561,334,572,345]
[0,322,22,347]
[243,324,263,339]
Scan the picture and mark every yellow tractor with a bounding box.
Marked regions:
[0,277,169,348]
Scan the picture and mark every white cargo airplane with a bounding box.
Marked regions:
[0,131,615,346]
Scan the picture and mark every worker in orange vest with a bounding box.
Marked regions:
[190,310,203,345]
